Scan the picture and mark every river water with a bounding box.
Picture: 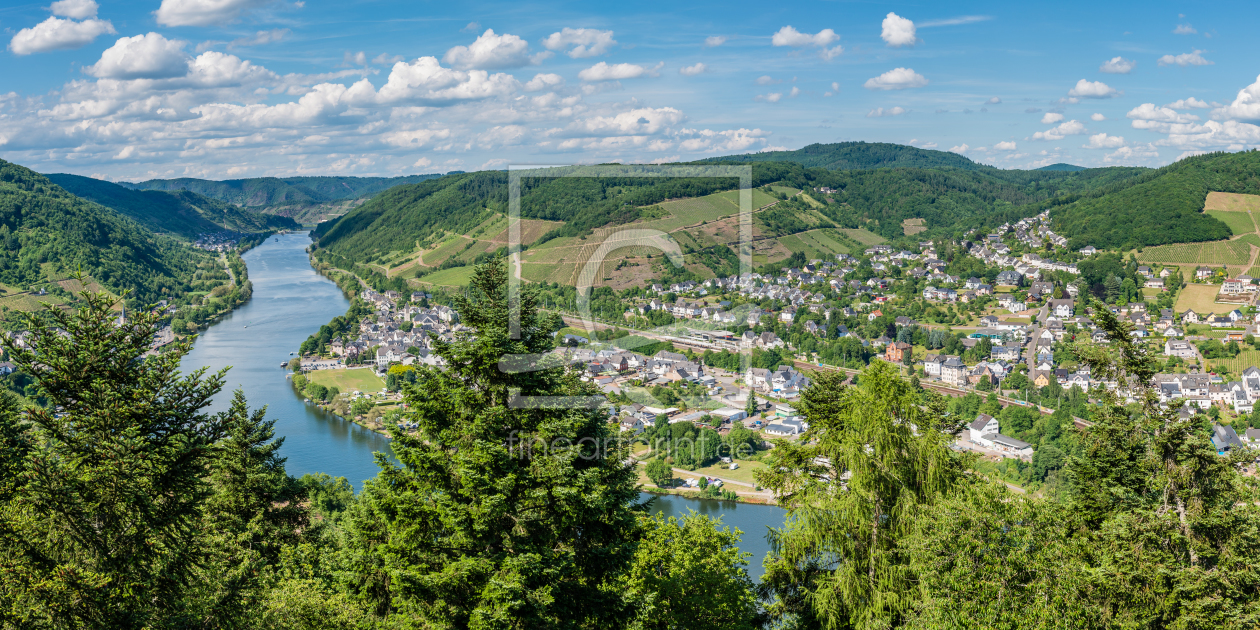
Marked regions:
[180,232,787,579]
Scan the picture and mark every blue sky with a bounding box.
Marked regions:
[1,0,1258,180]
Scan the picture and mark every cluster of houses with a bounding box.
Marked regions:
[193,232,243,252]
[326,289,460,370]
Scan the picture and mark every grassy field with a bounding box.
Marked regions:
[714,188,777,209]
[304,368,386,394]
[416,266,476,286]
[797,193,826,209]
[1206,209,1257,235]
[1174,283,1235,314]
[692,459,767,486]
[839,228,887,246]
[1205,191,1260,212]
[769,185,800,196]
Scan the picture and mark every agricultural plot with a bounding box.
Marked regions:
[1205,349,1260,376]
[1199,240,1251,265]
[713,188,777,209]
[415,266,476,287]
[839,228,887,246]
[1205,209,1257,236]
[797,193,826,209]
[769,185,800,196]
[902,218,926,235]
[1138,242,1203,264]
[1174,283,1236,315]
[1205,191,1260,212]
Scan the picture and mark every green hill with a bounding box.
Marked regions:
[0,160,202,306]
[1036,163,1086,172]
[45,174,299,237]
[703,142,987,171]
[122,174,446,206]
[1048,151,1260,250]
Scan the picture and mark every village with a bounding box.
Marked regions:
[292,210,1260,485]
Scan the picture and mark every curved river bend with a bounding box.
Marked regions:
[181,232,786,578]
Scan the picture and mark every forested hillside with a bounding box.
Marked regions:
[46,174,299,237]
[1046,150,1260,249]
[0,160,200,305]
[704,141,988,171]
[124,173,446,206]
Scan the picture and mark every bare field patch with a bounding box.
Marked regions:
[902,218,927,235]
[1205,191,1260,212]
[1174,283,1237,315]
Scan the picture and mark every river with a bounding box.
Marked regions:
[180,232,787,579]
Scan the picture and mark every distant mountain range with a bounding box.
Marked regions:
[46,174,299,238]
[1036,163,1087,172]
[120,174,448,207]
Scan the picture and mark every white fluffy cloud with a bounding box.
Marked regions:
[1173,23,1197,35]
[577,62,656,82]
[1127,103,1200,131]
[771,25,839,47]
[50,0,99,19]
[1212,75,1260,122]
[1041,112,1064,124]
[1105,143,1160,164]
[541,28,616,58]
[1166,97,1213,109]
[86,33,190,80]
[1158,51,1212,67]
[704,36,726,47]
[863,67,927,90]
[679,63,706,77]
[155,0,277,27]
[948,143,969,153]
[756,92,782,103]
[993,140,1017,150]
[1090,113,1106,121]
[881,13,917,47]
[8,16,115,55]
[1032,120,1086,141]
[987,97,1001,104]
[771,26,842,58]
[523,73,563,91]
[1083,133,1125,149]
[1099,56,1135,74]
[443,29,533,70]
[1068,79,1120,99]
[867,106,906,118]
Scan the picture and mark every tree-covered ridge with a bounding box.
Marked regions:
[0,159,199,305]
[46,173,299,237]
[123,173,447,206]
[702,141,990,171]
[1049,150,1260,249]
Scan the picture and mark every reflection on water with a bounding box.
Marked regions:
[180,233,788,574]
[179,232,392,488]
[643,492,786,581]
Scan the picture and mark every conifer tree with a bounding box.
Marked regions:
[755,362,966,628]
[342,258,642,626]
[0,287,229,626]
